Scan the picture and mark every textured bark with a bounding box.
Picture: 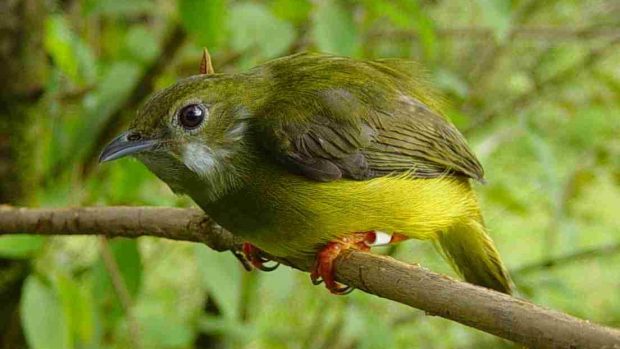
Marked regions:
[1,206,619,348]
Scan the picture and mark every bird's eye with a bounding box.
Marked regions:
[178,104,206,130]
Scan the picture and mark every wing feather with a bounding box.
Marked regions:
[252,54,484,182]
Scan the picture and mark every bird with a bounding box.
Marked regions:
[100,51,512,295]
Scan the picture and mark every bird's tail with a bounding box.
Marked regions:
[436,217,513,294]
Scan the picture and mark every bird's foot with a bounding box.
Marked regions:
[311,231,408,295]
[239,242,280,272]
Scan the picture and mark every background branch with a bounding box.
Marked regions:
[463,32,620,133]
[1,206,619,348]
[514,241,620,275]
[368,26,620,42]
[98,237,142,349]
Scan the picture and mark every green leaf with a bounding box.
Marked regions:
[44,16,78,81]
[92,239,142,303]
[228,3,295,62]
[179,0,227,49]
[21,276,72,349]
[44,15,96,84]
[54,274,96,346]
[108,239,143,297]
[90,239,142,338]
[0,236,44,259]
[195,245,241,319]
[312,1,360,56]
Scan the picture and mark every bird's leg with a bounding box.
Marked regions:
[311,231,409,295]
[241,242,280,272]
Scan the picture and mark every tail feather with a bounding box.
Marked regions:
[437,218,513,294]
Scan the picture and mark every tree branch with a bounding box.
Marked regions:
[1,206,619,348]
[514,242,620,275]
[368,26,620,42]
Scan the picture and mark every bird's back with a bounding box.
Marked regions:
[247,52,484,183]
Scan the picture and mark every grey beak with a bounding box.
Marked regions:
[99,131,158,163]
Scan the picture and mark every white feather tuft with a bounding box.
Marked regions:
[183,143,219,178]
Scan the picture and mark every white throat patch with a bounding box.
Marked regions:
[182,142,221,178]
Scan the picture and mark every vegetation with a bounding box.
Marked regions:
[0,0,618,348]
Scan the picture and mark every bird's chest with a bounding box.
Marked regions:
[199,183,329,257]
[191,165,435,258]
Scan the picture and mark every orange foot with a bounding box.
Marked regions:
[239,242,280,272]
[311,231,408,295]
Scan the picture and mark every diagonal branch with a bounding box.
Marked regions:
[0,206,619,348]
[514,242,620,275]
[98,237,142,349]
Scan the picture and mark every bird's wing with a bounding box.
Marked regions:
[251,54,483,182]
[252,91,484,182]
[363,97,484,181]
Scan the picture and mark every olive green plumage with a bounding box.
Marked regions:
[251,54,484,182]
[102,52,512,294]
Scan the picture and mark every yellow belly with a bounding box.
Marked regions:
[202,165,482,259]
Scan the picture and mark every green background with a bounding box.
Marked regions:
[0,0,619,348]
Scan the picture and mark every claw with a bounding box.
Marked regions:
[311,231,410,295]
[311,236,367,295]
[231,250,253,271]
[241,242,280,272]
[334,285,354,295]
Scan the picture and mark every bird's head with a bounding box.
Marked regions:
[99,72,257,201]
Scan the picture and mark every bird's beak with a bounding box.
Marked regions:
[99,131,158,163]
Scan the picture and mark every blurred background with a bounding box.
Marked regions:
[0,0,619,348]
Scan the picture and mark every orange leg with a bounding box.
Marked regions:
[311,231,409,295]
[240,242,280,272]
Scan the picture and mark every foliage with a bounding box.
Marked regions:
[1,0,619,348]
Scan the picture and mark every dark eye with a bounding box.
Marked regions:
[179,104,206,129]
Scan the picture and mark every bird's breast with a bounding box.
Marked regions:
[197,163,480,259]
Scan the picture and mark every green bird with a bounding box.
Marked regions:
[100,52,512,294]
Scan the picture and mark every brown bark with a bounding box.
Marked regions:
[1,206,619,349]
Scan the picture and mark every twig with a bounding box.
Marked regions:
[463,32,620,133]
[514,242,620,275]
[367,27,620,42]
[98,237,142,349]
[461,0,543,114]
[0,206,619,348]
